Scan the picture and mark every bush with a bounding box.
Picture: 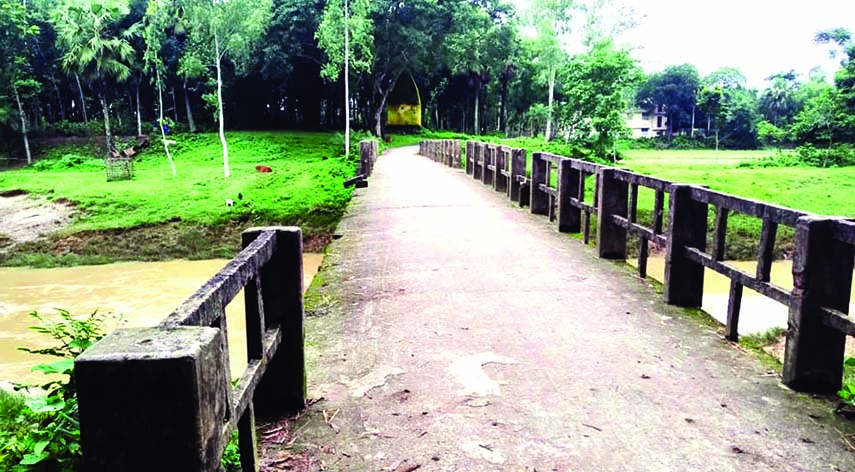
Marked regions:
[795,143,855,168]
[32,154,103,172]
[0,309,117,471]
[736,150,803,169]
[42,121,102,137]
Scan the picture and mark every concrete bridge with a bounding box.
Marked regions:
[75,142,855,471]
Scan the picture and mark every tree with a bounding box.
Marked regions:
[560,40,641,159]
[363,0,447,136]
[528,0,575,141]
[441,1,508,135]
[182,0,273,178]
[143,0,178,176]
[760,71,799,126]
[0,0,41,164]
[636,64,700,139]
[697,85,724,150]
[317,0,373,154]
[52,0,140,157]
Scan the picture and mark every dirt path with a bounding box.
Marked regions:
[0,192,74,250]
[265,146,855,472]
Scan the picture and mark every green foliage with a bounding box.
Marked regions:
[0,309,114,471]
[42,120,103,137]
[739,327,786,351]
[32,153,102,171]
[794,143,855,168]
[221,431,241,470]
[316,0,373,81]
[839,357,855,406]
[636,64,701,136]
[560,40,642,160]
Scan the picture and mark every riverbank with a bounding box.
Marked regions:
[0,254,324,383]
[0,131,362,267]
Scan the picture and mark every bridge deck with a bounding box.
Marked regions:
[271,146,853,471]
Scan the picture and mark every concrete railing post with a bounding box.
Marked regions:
[466,141,475,175]
[242,227,306,413]
[510,148,526,203]
[596,168,629,259]
[783,217,854,393]
[558,159,582,233]
[482,144,494,186]
[76,327,230,471]
[664,185,707,307]
[495,147,508,193]
[454,140,462,168]
[473,143,483,181]
[530,152,549,215]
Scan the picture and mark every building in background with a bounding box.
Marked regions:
[625,106,668,138]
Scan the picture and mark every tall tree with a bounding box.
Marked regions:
[636,64,700,139]
[560,40,641,159]
[697,85,724,150]
[528,0,575,141]
[182,0,273,178]
[143,0,178,176]
[52,0,140,156]
[441,1,508,135]
[317,0,373,154]
[0,0,41,164]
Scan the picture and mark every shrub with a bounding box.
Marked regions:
[794,143,855,168]
[0,309,117,471]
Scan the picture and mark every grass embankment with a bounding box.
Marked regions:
[0,131,362,267]
[619,149,855,259]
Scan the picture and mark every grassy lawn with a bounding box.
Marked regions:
[619,149,855,219]
[0,131,362,266]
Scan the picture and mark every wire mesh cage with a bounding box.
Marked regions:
[105,157,134,182]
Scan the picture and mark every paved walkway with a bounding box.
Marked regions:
[288,146,854,471]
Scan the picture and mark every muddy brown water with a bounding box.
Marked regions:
[633,257,855,335]
[0,254,323,383]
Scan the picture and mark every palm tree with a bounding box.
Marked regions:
[52,0,139,156]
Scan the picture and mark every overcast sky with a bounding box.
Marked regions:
[514,0,855,89]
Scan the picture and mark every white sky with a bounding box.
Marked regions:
[514,0,855,89]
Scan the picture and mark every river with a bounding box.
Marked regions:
[632,257,855,336]
[0,254,323,383]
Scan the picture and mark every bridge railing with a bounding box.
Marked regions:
[607,169,669,275]
[419,139,855,395]
[420,139,462,168]
[75,227,305,471]
[783,217,855,392]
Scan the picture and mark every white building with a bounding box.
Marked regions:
[625,106,668,138]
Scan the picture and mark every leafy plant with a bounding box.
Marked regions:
[0,309,116,471]
[839,357,855,406]
[221,431,241,471]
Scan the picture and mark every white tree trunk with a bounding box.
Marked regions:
[14,88,31,165]
[474,88,480,135]
[100,92,113,156]
[546,67,555,141]
[157,70,177,177]
[184,79,197,133]
[215,34,230,178]
[75,74,88,123]
[136,80,142,137]
[344,0,350,158]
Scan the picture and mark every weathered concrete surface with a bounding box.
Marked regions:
[291,146,854,471]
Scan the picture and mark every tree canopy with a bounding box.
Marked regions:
[0,0,853,165]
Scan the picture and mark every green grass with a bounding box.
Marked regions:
[0,131,362,266]
[620,149,855,219]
